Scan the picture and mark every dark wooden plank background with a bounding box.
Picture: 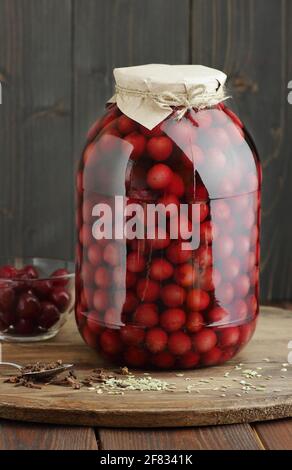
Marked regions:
[0,0,291,302]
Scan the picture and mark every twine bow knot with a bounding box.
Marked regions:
[156,84,208,119]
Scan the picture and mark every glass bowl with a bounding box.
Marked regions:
[0,257,75,342]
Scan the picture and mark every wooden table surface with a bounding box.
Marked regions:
[0,418,292,450]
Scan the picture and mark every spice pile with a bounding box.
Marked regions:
[3,362,171,393]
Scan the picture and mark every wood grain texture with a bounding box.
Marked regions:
[0,0,292,302]
[98,424,262,450]
[73,0,190,156]
[253,419,292,450]
[0,307,292,428]
[0,420,98,450]
[192,0,292,301]
[0,0,73,259]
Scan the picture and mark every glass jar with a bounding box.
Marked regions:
[75,65,261,369]
[0,257,75,342]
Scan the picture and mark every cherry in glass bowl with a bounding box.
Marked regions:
[0,257,75,342]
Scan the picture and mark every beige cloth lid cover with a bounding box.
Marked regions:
[109,64,228,130]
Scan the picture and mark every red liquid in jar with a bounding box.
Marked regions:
[76,104,261,369]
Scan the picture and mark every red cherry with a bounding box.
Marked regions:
[124,347,148,367]
[218,326,240,348]
[174,264,197,287]
[215,235,234,258]
[186,311,204,333]
[160,308,186,332]
[168,331,191,355]
[0,265,17,279]
[234,274,250,297]
[160,284,186,307]
[152,351,175,369]
[14,318,35,335]
[87,311,103,335]
[208,307,229,325]
[239,322,254,344]
[100,329,122,355]
[149,258,173,281]
[117,115,137,135]
[120,325,145,346]
[147,136,173,161]
[34,279,53,299]
[202,347,222,366]
[94,266,111,288]
[187,289,210,311]
[192,328,217,353]
[145,327,168,353]
[166,241,193,264]
[51,288,70,313]
[124,132,146,160]
[178,351,200,369]
[17,293,41,319]
[199,267,221,291]
[82,325,98,348]
[127,252,146,273]
[93,289,109,311]
[103,242,120,266]
[22,265,39,279]
[216,282,234,305]
[219,347,236,364]
[38,302,60,329]
[50,268,69,287]
[134,303,159,328]
[136,279,159,302]
[167,174,185,197]
[87,244,102,266]
[104,307,122,326]
[0,285,15,312]
[100,107,119,129]
[146,164,173,190]
[221,257,241,281]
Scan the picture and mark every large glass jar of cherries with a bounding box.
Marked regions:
[76,65,261,369]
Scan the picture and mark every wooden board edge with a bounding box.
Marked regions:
[1,401,292,428]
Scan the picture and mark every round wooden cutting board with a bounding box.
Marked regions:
[0,306,292,428]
